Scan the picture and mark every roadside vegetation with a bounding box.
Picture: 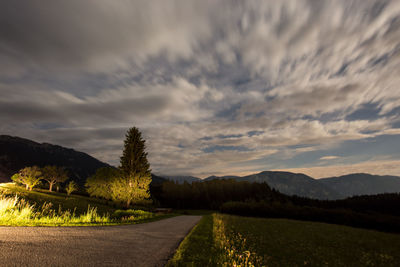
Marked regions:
[0,183,172,226]
[168,213,400,267]
[0,183,116,215]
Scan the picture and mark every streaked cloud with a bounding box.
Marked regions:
[1,0,400,177]
[320,156,341,161]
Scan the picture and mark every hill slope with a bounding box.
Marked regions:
[0,135,110,184]
[319,173,400,197]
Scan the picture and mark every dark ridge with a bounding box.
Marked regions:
[0,135,110,185]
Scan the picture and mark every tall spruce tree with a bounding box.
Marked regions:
[116,127,152,207]
[120,127,151,177]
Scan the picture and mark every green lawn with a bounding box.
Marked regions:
[168,213,400,267]
[0,183,176,226]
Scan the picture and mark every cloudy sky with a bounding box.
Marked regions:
[1,0,400,178]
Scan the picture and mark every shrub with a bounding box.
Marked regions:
[66,181,78,196]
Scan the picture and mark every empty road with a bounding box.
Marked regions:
[0,215,201,267]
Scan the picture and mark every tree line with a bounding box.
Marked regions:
[154,179,285,209]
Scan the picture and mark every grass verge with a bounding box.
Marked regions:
[168,213,400,266]
[0,183,117,215]
[0,183,176,226]
[167,215,217,266]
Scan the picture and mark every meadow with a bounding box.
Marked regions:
[168,214,400,267]
[0,183,173,226]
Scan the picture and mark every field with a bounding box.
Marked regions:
[168,214,400,266]
[0,183,174,226]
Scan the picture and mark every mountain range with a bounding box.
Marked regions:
[164,171,400,199]
[1,135,400,199]
[319,173,400,197]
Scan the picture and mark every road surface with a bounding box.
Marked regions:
[0,215,201,267]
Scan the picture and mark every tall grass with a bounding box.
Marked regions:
[1,183,118,215]
[213,214,263,266]
[0,194,158,226]
[0,195,111,226]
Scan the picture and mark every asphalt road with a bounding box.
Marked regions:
[0,215,201,267]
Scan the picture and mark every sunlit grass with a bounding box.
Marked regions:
[0,183,117,215]
[0,183,174,226]
[168,213,400,266]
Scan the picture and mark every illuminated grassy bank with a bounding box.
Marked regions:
[168,214,400,266]
[0,183,172,226]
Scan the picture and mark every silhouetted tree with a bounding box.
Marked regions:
[120,127,151,178]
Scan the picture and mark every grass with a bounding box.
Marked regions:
[168,213,400,267]
[0,183,176,226]
[167,215,216,267]
[0,183,117,215]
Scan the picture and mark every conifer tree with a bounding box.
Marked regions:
[120,127,151,177]
[116,127,152,207]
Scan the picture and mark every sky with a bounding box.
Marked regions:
[1,0,400,178]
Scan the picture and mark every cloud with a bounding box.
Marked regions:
[0,77,217,126]
[0,0,220,74]
[320,156,341,161]
[1,0,400,177]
